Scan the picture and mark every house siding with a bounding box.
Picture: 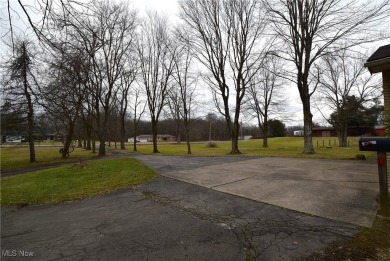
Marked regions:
[383,70,390,136]
[383,71,390,174]
[135,135,176,142]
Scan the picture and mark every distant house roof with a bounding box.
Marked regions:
[48,131,65,136]
[312,127,334,131]
[158,134,175,138]
[364,44,390,74]
[137,135,152,139]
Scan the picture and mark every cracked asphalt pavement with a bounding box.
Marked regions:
[1,155,366,260]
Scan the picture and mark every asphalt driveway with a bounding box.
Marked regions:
[1,154,381,260]
[2,176,359,261]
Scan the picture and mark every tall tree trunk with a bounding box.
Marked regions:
[62,125,74,158]
[101,126,108,155]
[339,121,348,147]
[151,118,159,153]
[27,108,36,163]
[186,135,191,154]
[184,120,191,155]
[230,121,241,154]
[302,98,315,154]
[299,68,315,154]
[86,128,92,150]
[62,120,76,158]
[24,66,36,163]
[99,137,105,156]
[230,130,240,154]
[263,115,268,148]
[133,122,138,152]
[97,110,107,156]
[92,117,96,153]
[229,106,241,154]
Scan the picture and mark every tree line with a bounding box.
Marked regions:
[1,0,389,163]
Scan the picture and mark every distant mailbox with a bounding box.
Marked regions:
[359,137,390,152]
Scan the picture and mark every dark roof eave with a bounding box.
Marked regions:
[364,57,390,74]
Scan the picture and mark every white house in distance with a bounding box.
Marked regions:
[128,137,140,143]
[294,130,304,136]
[128,134,176,143]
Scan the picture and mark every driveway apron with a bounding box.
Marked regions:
[133,155,379,227]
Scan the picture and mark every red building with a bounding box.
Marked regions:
[312,126,385,137]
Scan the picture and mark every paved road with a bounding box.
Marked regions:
[1,154,379,260]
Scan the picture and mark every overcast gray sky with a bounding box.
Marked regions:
[132,0,178,18]
[1,0,386,127]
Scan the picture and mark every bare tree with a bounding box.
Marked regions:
[4,0,88,50]
[60,1,137,156]
[43,51,89,158]
[96,2,136,156]
[137,11,176,153]
[14,1,136,157]
[167,88,183,144]
[179,0,266,154]
[172,32,199,154]
[263,0,390,154]
[245,55,286,147]
[118,54,138,150]
[314,49,380,146]
[2,39,38,162]
[129,86,147,152]
[79,98,95,152]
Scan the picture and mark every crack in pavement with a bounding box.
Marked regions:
[1,154,364,261]
[1,230,34,238]
[210,174,259,189]
[136,177,359,260]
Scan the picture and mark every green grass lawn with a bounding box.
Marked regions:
[1,145,102,171]
[131,137,375,159]
[0,137,375,208]
[1,138,374,172]
[1,158,157,207]
[0,138,386,259]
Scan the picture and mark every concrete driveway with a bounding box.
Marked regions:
[134,155,380,227]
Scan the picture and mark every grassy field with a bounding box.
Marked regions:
[0,158,156,207]
[0,138,374,172]
[131,137,375,159]
[1,145,102,171]
[0,138,386,260]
